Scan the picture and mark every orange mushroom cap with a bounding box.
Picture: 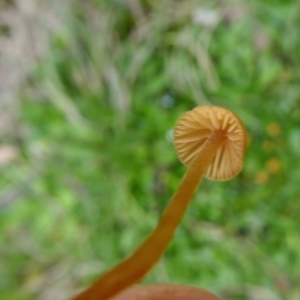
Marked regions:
[174,106,247,181]
[112,284,220,300]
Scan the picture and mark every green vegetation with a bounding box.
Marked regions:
[1,0,300,299]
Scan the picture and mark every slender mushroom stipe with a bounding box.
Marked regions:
[72,105,248,300]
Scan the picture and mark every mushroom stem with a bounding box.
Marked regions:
[72,132,225,300]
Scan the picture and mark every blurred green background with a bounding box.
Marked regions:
[1,0,300,299]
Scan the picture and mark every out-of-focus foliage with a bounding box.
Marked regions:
[1,0,300,299]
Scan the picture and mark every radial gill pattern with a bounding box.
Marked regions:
[173,106,247,181]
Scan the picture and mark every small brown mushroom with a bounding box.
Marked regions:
[174,105,247,181]
[72,105,248,300]
[112,284,220,300]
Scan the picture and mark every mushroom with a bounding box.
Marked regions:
[72,105,248,300]
[112,284,221,300]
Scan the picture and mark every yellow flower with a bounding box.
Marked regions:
[266,122,281,137]
[254,171,269,185]
[266,158,282,174]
